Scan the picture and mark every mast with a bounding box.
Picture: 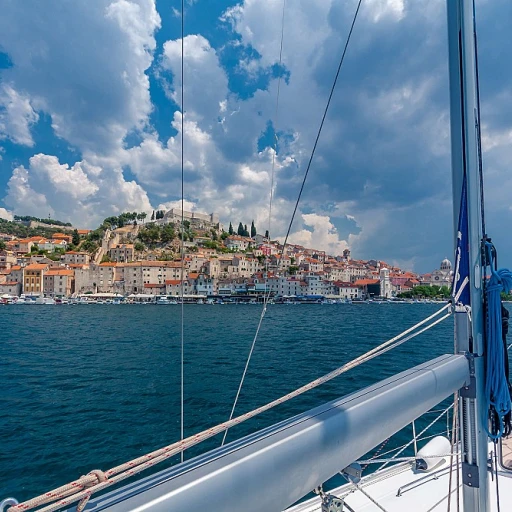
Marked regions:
[447,1,488,511]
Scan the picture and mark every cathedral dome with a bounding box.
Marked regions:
[440,258,452,271]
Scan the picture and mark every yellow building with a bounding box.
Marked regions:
[23,263,49,295]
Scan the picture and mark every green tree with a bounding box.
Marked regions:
[101,254,112,263]
[220,231,229,240]
[251,220,256,238]
[288,265,299,275]
[72,229,80,246]
[151,210,155,221]
[243,224,249,237]
[81,240,98,253]
[265,229,269,239]
[161,224,175,244]
[134,241,145,252]
[228,222,234,235]
[237,222,244,236]
[0,240,6,251]
[30,244,39,253]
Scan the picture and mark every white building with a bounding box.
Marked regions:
[429,259,453,287]
[379,267,393,298]
[225,236,253,251]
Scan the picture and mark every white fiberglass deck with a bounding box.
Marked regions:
[286,441,512,512]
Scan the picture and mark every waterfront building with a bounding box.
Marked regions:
[43,269,75,297]
[0,281,21,296]
[23,263,49,295]
[195,275,217,295]
[379,267,393,298]
[143,283,166,296]
[7,265,23,285]
[75,263,116,294]
[330,281,362,300]
[354,278,380,298]
[165,279,194,296]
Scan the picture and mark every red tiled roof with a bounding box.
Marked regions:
[45,269,74,277]
[24,263,48,270]
[354,279,379,286]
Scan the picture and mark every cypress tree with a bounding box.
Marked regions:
[237,222,244,236]
[228,222,234,235]
[250,220,256,238]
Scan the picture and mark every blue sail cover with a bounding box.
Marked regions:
[452,175,470,305]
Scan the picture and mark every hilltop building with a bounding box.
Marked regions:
[157,209,220,231]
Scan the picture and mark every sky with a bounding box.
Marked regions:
[0,0,512,273]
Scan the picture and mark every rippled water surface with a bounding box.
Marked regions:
[1,303,459,502]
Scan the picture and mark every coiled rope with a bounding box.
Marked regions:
[484,241,512,439]
[7,304,450,512]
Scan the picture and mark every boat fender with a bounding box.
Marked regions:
[415,436,452,472]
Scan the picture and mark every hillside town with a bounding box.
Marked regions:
[0,210,454,303]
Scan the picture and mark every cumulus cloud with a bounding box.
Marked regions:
[4,154,151,227]
[0,84,39,146]
[289,213,349,255]
[2,0,512,271]
[161,35,228,126]
[0,207,13,221]
[0,0,160,154]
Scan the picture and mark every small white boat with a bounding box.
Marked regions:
[35,297,55,305]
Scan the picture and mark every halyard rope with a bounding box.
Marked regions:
[8,303,451,512]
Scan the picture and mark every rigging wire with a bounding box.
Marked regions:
[180,0,185,463]
[279,0,363,254]
[221,0,287,447]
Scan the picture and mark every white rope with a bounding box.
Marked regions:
[221,0,287,447]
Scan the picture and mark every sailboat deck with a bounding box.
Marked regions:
[286,445,512,512]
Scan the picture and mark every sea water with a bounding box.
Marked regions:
[0,303,467,502]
